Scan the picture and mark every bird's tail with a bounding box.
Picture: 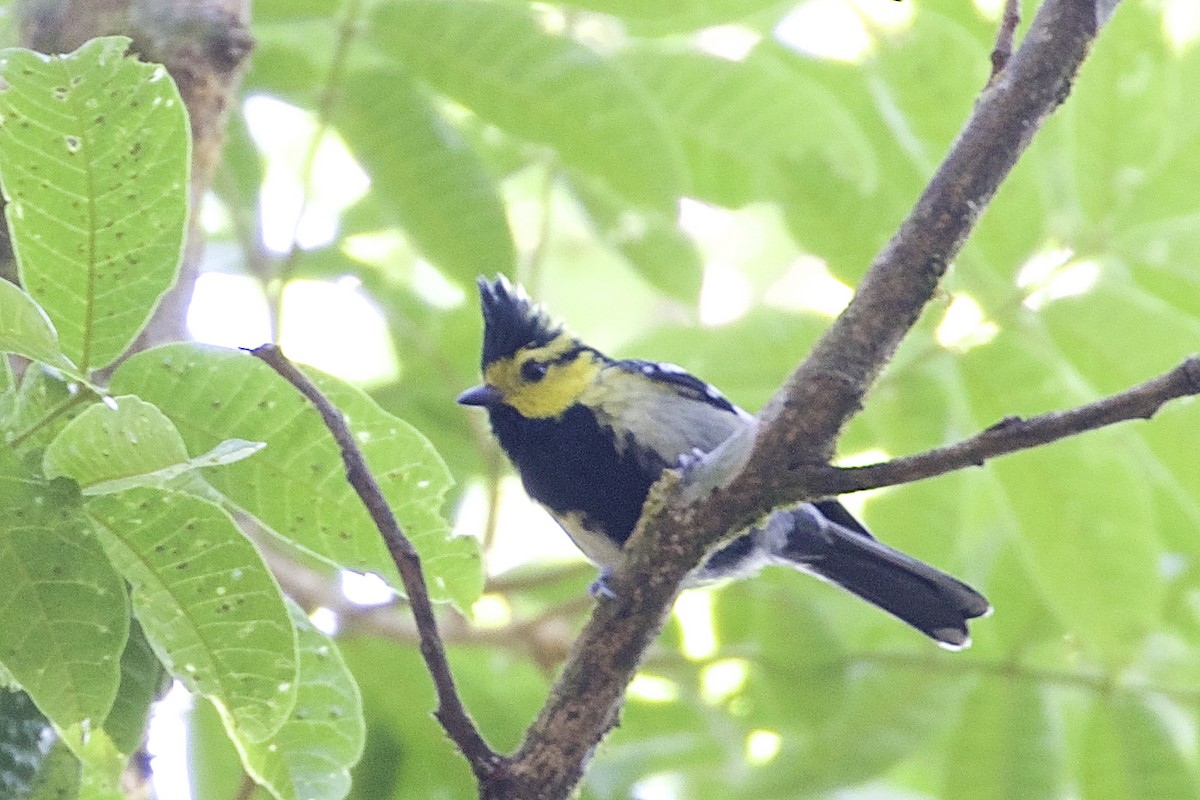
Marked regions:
[765,503,991,649]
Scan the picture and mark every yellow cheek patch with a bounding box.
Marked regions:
[484,346,601,419]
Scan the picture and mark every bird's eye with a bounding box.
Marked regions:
[521,360,549,382]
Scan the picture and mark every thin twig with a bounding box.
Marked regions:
[248,344,500,779]
[989,0,1022,83]
[802,356,1200,496]
[267,0,364,336]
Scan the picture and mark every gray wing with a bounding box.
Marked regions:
[585,360,752,474]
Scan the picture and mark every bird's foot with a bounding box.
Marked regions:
[675,447,707,475]
[589,570,618,600]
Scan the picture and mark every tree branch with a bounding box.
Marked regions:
[750,0,1112,478]
[489,1,1124,798]
[803,356,1200,496]
[248,345,501,781]
[989,0,1022,82]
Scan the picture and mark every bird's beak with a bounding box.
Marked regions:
[457,384,503,407]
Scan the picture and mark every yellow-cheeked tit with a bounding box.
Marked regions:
[458,276,990,648]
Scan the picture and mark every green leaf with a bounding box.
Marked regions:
[60,725,123,800]
[104,442,265,497]
[554,0,786,32]
[1065,3,1183,226]
[192,438,267,467]
[619,47,877,226]
[944,679,1058,800]
[0,351,12,395]
[0,36,190,371]
[960,337,1162,669]
[568,174,703,305]
[713,577,848,729]
[244,39,322,100]
[338,66,515,282]
[0,367,77,454]
[1081,693,1198,799]
[43,396,188,490]
[370,0,686,211]
[0,447,129,730]
[86,488,298,743]
[866,12,990,173]
[0,278,77,376]
[26,740,82,800]
[103,620,164,758]
[187,698,246,800]
[43,394,266,496]
[254,0,339,21]
[236,603,365,800]
[110,343,483,610]
[760,45,913,282]
[340,638,479,799]
[1037,281,1200,537]
[749,662,970,795]
[622,48,874,191]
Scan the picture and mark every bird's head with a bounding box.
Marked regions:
[457,276,605,419]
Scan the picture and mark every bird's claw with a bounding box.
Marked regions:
[589,571,618,600]
[675,447,707,474]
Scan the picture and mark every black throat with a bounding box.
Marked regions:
[488,403,660,547]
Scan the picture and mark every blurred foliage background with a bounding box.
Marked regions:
[7,0,1200,797]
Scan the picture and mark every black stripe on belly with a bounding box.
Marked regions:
[488,403,659,548]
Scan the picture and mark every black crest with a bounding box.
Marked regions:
[478,275,562,368]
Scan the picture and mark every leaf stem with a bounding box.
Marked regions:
[9,389,91,449]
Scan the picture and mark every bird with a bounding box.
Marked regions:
[457,275,990,649]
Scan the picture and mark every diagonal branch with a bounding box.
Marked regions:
[989,0,1023,81]
[488,1,1125,798]
[750,0,1113,474]
[802,356,1200,497]
[248,344,500,781]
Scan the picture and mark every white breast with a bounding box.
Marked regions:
[551,509,625,571]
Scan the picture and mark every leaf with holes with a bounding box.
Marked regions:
[86,487,298,742]
[0,278,78,377]
[110,343,484,610]
[43,395,189,489]
[0,36,189,372]
[43,395,265,495]
[235,602,365,800]
[0,447,129,731]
